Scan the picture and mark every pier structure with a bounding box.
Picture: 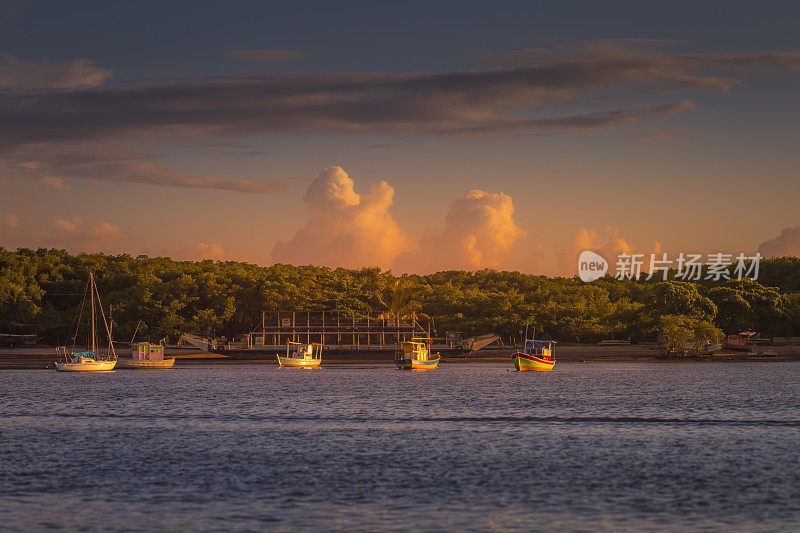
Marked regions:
[241,310,429,352]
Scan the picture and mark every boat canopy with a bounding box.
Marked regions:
[74,350,96,358]
[525,340,555,349]
[402,341,426,347]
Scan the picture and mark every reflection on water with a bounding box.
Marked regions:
[1,362,800,531]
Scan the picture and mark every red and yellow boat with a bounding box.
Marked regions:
[512,338,556,371]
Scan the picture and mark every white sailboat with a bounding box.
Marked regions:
[56,273,118,372]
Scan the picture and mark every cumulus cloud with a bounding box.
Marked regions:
[758,226,800,258]
[272,166,416,269]
[573,227,633,266]
[54,216,124,239]
[0,144,285,194]
[40,215,129,254]
[557,226,663,277]
[165,242,248,262]
[224,49,306,63]
[3,42,800,148]
[55,215,82,233]
[91,221,125,240]
[0,54,112,89]
[195,242,232,260]
[394,189,525,273]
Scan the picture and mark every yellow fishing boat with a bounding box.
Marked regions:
[395,338,440,370]
[277,342,322,368]
[512,328,556,371]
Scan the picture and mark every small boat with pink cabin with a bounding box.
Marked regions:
[117,342,175,369]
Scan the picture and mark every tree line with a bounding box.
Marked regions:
[1,248,799,347]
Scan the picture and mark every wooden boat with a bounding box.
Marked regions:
[117,342,175,369]
[56,273,117,372]
[277,342,322,368]
[512,327,556,371]
[395,338,439,370]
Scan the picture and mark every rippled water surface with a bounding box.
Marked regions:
[2,362,800,531]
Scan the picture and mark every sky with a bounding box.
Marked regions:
[1,0,800,275]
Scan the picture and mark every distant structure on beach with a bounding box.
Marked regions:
[181,310,498,357]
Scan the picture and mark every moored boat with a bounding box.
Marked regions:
[117,342,175,369]
[277,342,322,368]
[56,350,117,372]
[512,330,556,371]
[55,273,118,372]
[395,338,439,370]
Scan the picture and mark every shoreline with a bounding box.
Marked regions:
[3,344,800,369]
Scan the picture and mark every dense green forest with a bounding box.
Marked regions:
[1,248,799,346]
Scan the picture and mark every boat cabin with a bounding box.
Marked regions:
[524,339,556,362]
[400,339,434,361]
[72,351,97,363]
[725,331,755,350]
[131,342,165,361]
[286,341,322,360]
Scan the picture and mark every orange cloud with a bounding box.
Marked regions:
[184,242,247,262]
[55,216,82,233]
[50,216,128,253]
[555,226,662,277]
[394,189,525,273]
[272,166,416,269]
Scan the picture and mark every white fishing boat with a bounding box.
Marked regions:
[117,342,175,369]
[276,341,322,368]
[55,273,118,372]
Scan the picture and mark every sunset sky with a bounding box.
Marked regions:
[1,1,799,275]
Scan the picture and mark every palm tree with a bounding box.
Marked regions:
[376,278,430,330]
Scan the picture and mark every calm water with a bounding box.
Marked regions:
[1,362,799,531]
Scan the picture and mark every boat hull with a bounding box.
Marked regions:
[512,352,555,371]
[117,358,175,369]
[394,358,439,370]
[277,355,321,368]
[56,360,117,372]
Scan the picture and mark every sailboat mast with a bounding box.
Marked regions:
[90,273,96,352]
[96,290,117,360]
